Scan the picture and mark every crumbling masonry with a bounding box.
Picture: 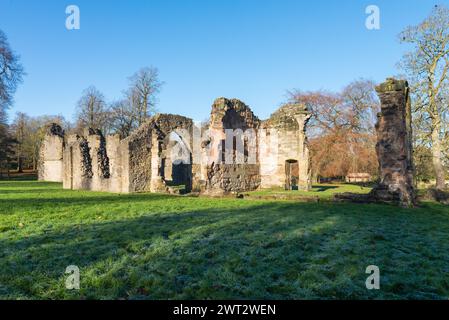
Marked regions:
[39,98,312,194]
[38,80,418,205]
[37,123,64,182]
[370,78,416,207]
[335,78,417,207]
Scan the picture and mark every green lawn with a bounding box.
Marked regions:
[247,183,372,199]
[1,181,449,300]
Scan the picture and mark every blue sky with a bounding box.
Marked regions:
[0,0,446,122]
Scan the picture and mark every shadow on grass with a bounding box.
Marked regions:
[0,181,55,189]
[1,197,449,300]
[0,193,176,216]
[0,188,70,195]
[315,186,339,192]
[0,175,37,182]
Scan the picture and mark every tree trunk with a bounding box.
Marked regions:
[17,156,23,173]
[143,95,148,120]
[431,124,446,189]
[6,160,10,180]
[428,68,446,190]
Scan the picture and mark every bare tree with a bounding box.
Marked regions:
[0,29,23,176]
[30,115,66,171]
[127,67,163,126]
[11,112,28,172]
[75,86,109,133]
[8,113,66,172]
[0,105,7,142]
[341,79,380,133]
[288,79,379,179]
[109,99,136,138]
[288,89,343,138]
[0,29,24,111]
[399,5,449,189]
[341,80,380,175]
[0,128,16,178]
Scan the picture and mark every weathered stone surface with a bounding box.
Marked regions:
[62,114,196,194]
[57,98,312,195]
[210,97,260,130]
[260,103,312,191]
[78,136,93,178]
[122,121,155,192]
[206,163,261,193]
[204,98,261,194]
[38,123,64,182]
[91,129,110,179]
[370,78,416,207]
[335,78,417,207]
[62,134,93,190]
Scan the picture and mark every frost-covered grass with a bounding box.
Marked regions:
[1,180,448,299]
[247,183,372,199]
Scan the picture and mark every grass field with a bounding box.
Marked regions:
[247,184,372,199]
[1,180,449,300]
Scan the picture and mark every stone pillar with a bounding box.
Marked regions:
[118,139,131,193]
[370,78,416,207]
[62,134,93,190]
[86,129,101,186]
[106,134,121,193]
[294,112,312,191]
[38,123,64,182]
[150,133,166,192]
[62,134,77,190]
[85,128,111,191]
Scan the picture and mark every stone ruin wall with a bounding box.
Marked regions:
[42,98,313,195]
[61,114,195,194]
[38,124,64,182]
[260,104,312,191]
[62,134,93,190]
[201,98,312,194]
[153,114,195,193]
[38,85,419,203]
[203,98,261,194]
[121,122,156,193]
[62,130,122,193]
[370,78,416,207]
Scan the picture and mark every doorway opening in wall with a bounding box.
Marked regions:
[168,161,192,194]
[285,159,299,190]
[164,132,193,194]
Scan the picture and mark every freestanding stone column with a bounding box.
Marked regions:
[294,112,312,191]
[370,78,416,207]
[38,123,64,182]
[150,132,166,192]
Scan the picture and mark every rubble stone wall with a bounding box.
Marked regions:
[38,123,64,182]
[122,114,194,193]
[62,134,93,190]
[204,98,261,194]
[370,78,416,207]
[123,122,155,193]
[260,104,312,191]
[52,98,313,195]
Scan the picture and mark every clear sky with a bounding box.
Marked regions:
[0,0,447,122]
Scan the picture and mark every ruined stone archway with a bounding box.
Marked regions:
[163,131,193,193]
